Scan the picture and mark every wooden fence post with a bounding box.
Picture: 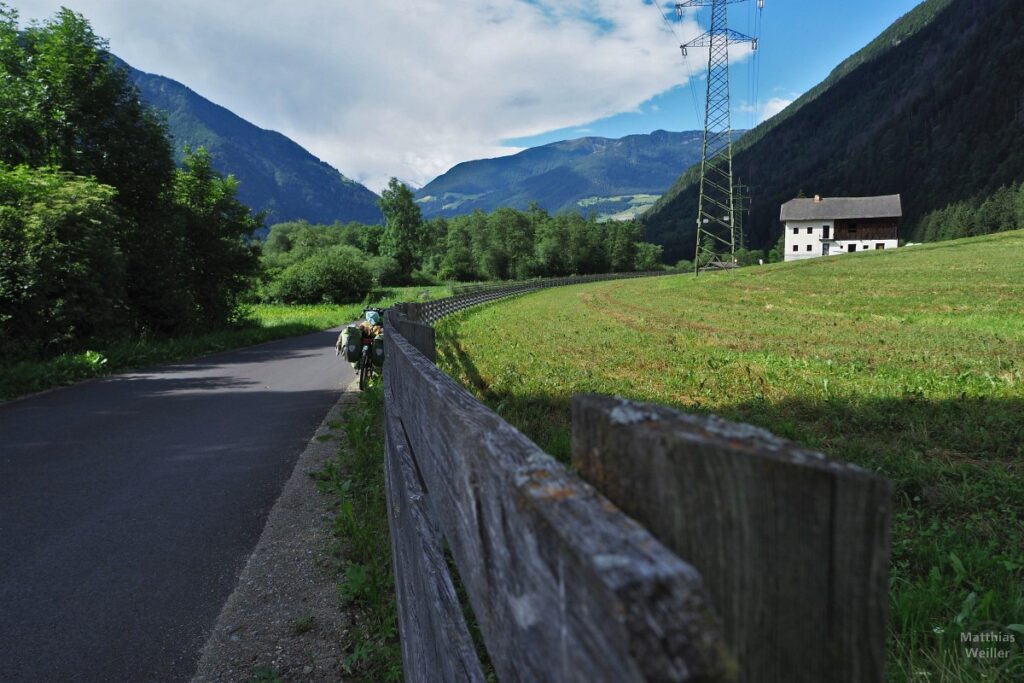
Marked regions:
[387,310,436,364]
[386,332,737,683]
[572,395,892,683]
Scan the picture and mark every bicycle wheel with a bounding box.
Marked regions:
[359,354,371,391]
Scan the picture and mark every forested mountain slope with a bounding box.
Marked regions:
[415,130,707,220]
[643,0,1024,262]
[123,60,383,227]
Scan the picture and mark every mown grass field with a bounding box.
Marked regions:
[0,285,452,401]
[436,231,1024,682]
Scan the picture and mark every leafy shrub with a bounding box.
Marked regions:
[0,164,126,359]
[269,246,372,304]
[635,242,665,271]
[366,255,404,286]
[734,247,765,266]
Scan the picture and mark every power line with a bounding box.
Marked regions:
[677,0,763,274]
[649,0,683,42]
[638,0,704,125]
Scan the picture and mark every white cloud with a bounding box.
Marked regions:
[12,1,710,192]
[759,97,794,121]
[738,96,794,124]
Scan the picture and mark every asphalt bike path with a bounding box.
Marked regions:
[0,328,353,682]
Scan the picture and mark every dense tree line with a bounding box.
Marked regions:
[914,183,1024,242]
[258,179,667,304]
[0,6,259,360]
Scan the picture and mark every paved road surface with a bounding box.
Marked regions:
[0,328,353,682]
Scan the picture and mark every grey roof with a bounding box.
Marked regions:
[780,194,902,221]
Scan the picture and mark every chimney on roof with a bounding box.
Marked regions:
[814,194,821,203]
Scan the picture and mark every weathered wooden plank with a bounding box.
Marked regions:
[385,330,736,683]
[384,382,486,683]
[571,395,892,683]
[389,311,437,363]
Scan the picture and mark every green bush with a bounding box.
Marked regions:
[635,242,664,271]
[734,247,765,266]
[366,255,404,286]
[0,164,126,359]
[269,246,372,304]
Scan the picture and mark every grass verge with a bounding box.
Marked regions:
[0,285,451,401]
[436,231,1024,682]
[314,383,402,682]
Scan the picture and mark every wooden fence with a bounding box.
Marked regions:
[381,276,893,683]
[402,270,669,324]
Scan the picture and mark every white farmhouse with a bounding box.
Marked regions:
[780,194,902,261]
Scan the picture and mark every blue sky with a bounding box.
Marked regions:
[508,0,923,147]
[18,0,928,190]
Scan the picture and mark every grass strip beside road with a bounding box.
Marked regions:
[0,285,451,401]
[435,231,1024,682]
[314,383,496,682]
[313,383,403,682]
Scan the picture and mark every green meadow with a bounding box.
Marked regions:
[436,231,1024,682]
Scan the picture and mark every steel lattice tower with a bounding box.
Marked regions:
[677,0,761,273]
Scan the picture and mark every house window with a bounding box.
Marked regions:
[876,243,885,250]
[806,245,812,252]
[792,245,798,252]
[806,227,813,234]
[823,226,830,239]
[792,227,798,235]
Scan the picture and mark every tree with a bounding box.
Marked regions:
[439,217,478,281]
[766,232,786,263]
[2,6,174,222]
[635,242,664,271]
[357,223,385,256]
[0,164,125,359]
[0,5,270,346]
[0,5,192,334]
[0,6,37,164]
[606,220,641,271]
[534,214,571,277]
[566,214,608,274]
[379,178,424,273]
[169,148,261,329]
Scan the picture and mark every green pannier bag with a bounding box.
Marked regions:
[343,326,362,362]
[372,335,385,367]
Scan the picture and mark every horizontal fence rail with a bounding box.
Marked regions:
[379,271,892,683]
[404,270,671,324]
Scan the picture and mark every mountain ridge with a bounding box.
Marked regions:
[643,0,1024,262]
[415,129,712,220]
[121,59,383,227]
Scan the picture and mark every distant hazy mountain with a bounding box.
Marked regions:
[121,59,383,228]
[415,130,710,220]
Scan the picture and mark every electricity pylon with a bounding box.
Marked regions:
[677,0,761,273]
[735,180,749,249]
